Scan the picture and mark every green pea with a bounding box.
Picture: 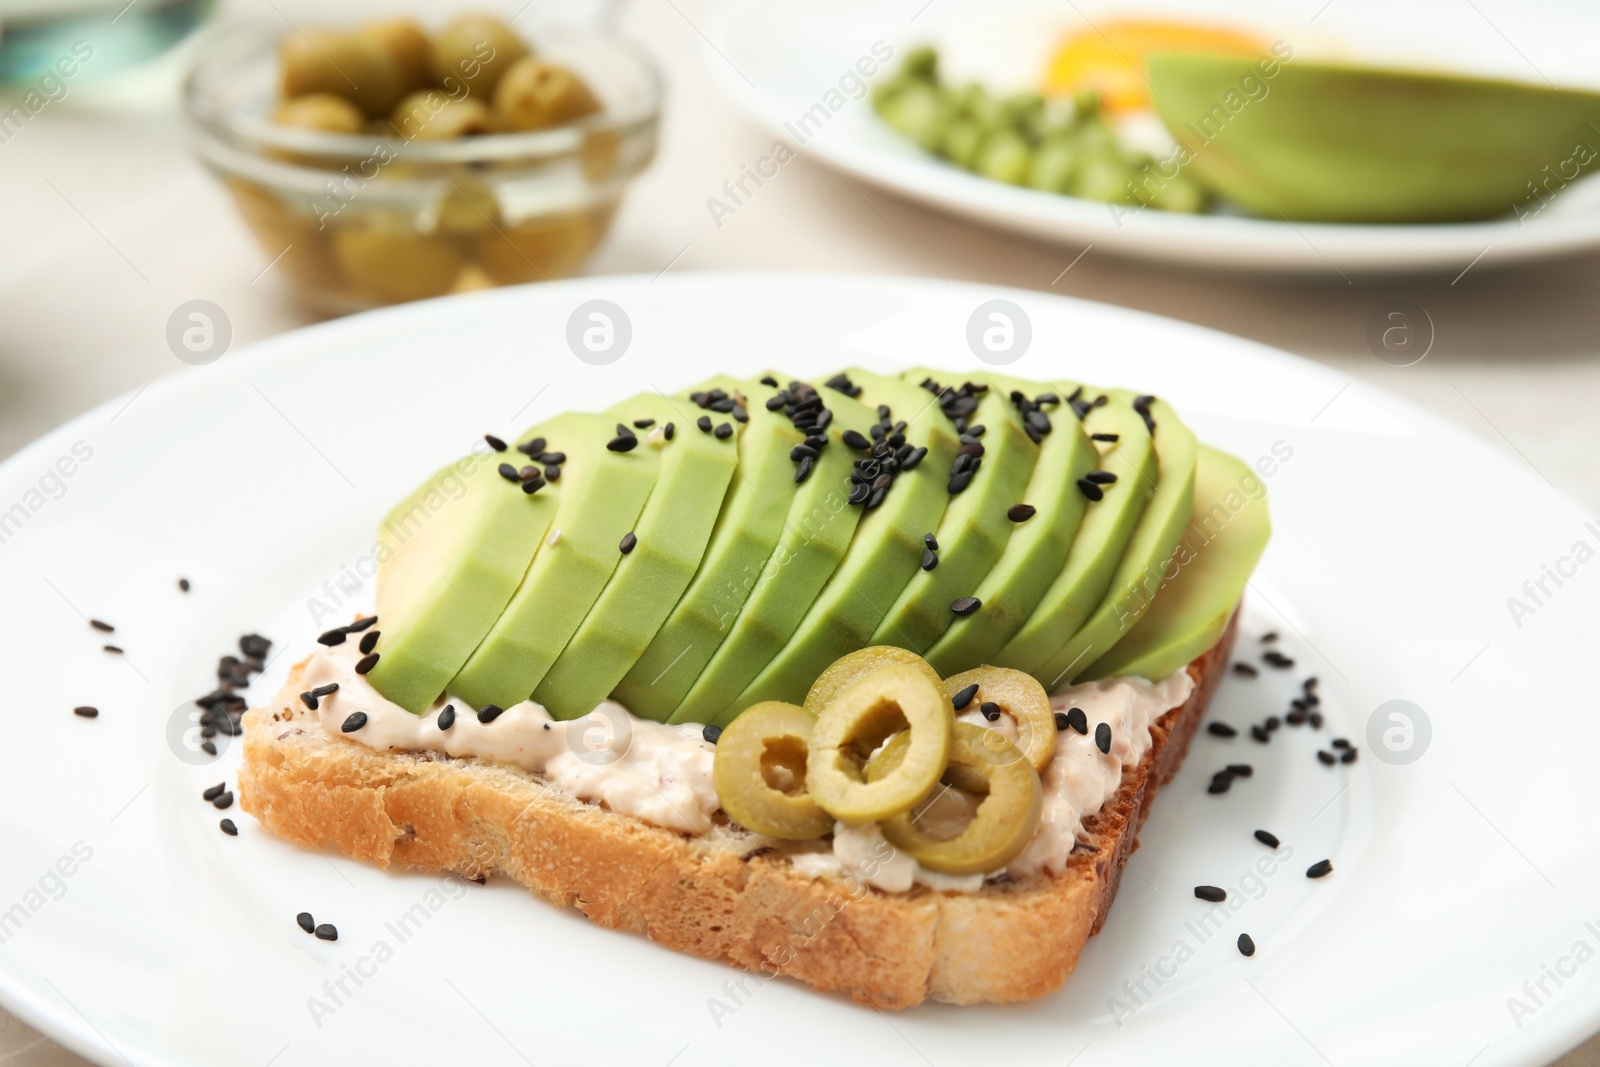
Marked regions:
[903,47,938,81]
[878,82,947,151]
[1072,155,1140,204]
[1026,134,1077,193]
[1150,174,1207,213]
[940,117,985,169]
[975,129,1031,185]
[998,92,1044,130]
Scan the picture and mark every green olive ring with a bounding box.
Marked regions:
[877,722,1043,875]
[943,666,1058,773]
[802,645,943,719]
[805,661,952,825]
[711,701,832,840]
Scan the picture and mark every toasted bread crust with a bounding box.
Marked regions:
[239,616,1236,1008]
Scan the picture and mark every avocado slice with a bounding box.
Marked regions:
[867,371,1037,652]
[1081,445,1270,681]
[1034,395,1198,688]
[990,387,1158,675]
[714,369,959,721]
[921,372,1096,676]
[364,439,557,714]
[611,376,798,722]
[449,412,661,710]
[667,376,875,725]
[532,394,739,719]
[1148,52,1600,223]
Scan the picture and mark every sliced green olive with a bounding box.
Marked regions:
[878,722,1042,875]
[943,666,1057,773]
[806,661,951,825]
[802,646,942,719]
[712,701,831,839]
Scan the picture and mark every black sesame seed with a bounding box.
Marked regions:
[341,712,367,733]
[1255,829,1280,849]
[478,704,504,723]
[760,375,779,387]
[901,446,928,470]
[355,653,378,674]
[1238,933,1256,957]
[842,429,871,450]
[951,596,981,617]
[619,532,637,554]
[1316,750,1336,765]
[632,418,655,429]
[315,924,338,941]
[1306,859,1333,879]
[1007,504,1036,522]
[1095,722,1112,754]
[299,692,318,711]
[213,791,234,810]
[951,683,979,710]
[1304,676,1320,692]
[437,704,456,730]
[90,619,115,633]
[220,818,238,836]
[1309,711,1324,729]
[200,740,217,755]
[296,912,315,934]
[714,423,733,440]
[73,705,98,718]
[1207,778,1231,795]
[1261,632,1279,643]
[1194,885,1226,902]
[1085,470,1118,485]
[1265,715,1281,731]
[1076,478,1104,502]
[1250,725,1271,743]
[1232,662,1259,678]
[1066,707,1088,734]
[498,462,520,482]
[1207,722,1237,737]
[921,547,937,571]
[102,644,123,654]
[346,616,377,633]
[485,434,507,452]
[1090,432,1119,442]
[703,724,723,744]
[1331,738,1350,749]
[1340,748,1358,764]
[979,701,1001,722]
[309,684,338,699]
[1285,709,1308,726]
[795,456,815,483]
[520,436,547,456]
[359,630,380,654]
[1053,711,1070,731]
[664,423,676,441]
[1263,650,1296,669]
[203,782,226,801]
[924,532,938,550]
[616,422,637,439]
[607,435,638,452]
[1227,763,1253,777]
[179,577,191,591]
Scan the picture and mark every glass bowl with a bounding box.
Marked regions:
[182,20,660,314]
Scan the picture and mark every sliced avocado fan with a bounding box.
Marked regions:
[1033,394,1198,689]
[533,392,738,719]
[449,411,661,711]
[990,387,1158,674]
[868,371,1038,653]
[364,433,557,714]
[611,376,798,722]
[1081,445,1270,681]
[921,371,1095,676]
[667,375,874,725]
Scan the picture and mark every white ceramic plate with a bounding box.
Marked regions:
[1,274,1598,1067]
[699,0,1600,274]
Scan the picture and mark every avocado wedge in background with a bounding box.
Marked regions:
[1148,52,1600,223]
[1082,445,1270,682]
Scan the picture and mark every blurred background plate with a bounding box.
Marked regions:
[699,0,1600,274]
[0,274,1597,1066]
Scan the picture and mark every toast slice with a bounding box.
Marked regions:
[238,614,1237,1009]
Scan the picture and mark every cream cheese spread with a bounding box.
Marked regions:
[304,643,1193,891]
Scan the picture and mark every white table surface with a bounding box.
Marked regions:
[2,0,1598,1063]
